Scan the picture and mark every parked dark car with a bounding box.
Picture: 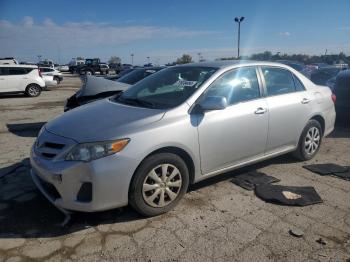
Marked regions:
[105,68,136,81]
[333,70,350,123]
[310,66,341,88]
[64,67,164,111]
[276,60,310,77]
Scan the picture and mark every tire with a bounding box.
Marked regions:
[85,71,93,76]
[53,76,60,84]
[25,84,41,97]
[293,119,322,161]
[129,153,189,217]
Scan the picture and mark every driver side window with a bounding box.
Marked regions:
[204,67,261,105]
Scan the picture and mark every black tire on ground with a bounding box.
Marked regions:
[292,119,322,161]
[25,84,41,97]
[53,76,60,84]
[129,153,189,217]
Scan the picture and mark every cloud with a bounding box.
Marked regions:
[0,16,214,59]
[279,31,291,37]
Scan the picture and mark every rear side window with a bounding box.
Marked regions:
[0,68,8,75]
[293,75,305,91]
[261,67,296,96]
[8,67,32,75]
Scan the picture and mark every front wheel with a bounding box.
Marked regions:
[129,153,189,216]
[25,84,41,97]
[293,119,322,161]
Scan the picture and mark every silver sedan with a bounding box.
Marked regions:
[30,61,336,216]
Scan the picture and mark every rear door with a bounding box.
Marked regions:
[7,67,30,91]
[259,66,312,152]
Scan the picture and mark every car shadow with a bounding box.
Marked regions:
[0,159,145,239]
[6,122,46,137]
[189,154,298,192]
[329,121,350,138]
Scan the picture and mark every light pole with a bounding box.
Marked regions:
[234,16,245,59]
[131,53,134,65]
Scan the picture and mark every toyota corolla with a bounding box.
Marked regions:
[30,61,336,216]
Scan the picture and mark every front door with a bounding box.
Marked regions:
[195,66,269,174]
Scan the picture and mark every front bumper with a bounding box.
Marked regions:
[30,144,138,212]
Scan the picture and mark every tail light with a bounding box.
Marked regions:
[331,94,336,103]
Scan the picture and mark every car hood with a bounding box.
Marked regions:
[77,76,130,98]
[46,99,165,142]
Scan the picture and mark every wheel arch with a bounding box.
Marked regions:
[26,83,42,91]
[310,114,325,135]
[129,146,196,193]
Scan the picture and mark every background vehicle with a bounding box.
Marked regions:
[333,69,350,123]
[0,65,45,97]
[65,67,164,111]
[68,58,85,73]
[276,60,310,77]
[0,57,18,65]
[78,58,109,75]
[40,67,63,84]
[58,65,69,72]
[31,61,335,216]
[310,66,341,88]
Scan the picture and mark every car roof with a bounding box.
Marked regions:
[0,64,38,68]
[176,60,295,69]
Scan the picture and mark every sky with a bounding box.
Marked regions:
[0,0,349,65]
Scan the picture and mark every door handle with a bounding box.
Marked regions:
[301,98,311,104]
[255,107,267,114]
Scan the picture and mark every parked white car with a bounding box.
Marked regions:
[0,65,45,97]
[40,67,63,84]
[58,65,69,72]
[0,57,18,65]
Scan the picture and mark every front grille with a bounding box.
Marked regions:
[35,129,75,160]
[41,153,56,158]
[44,142,65,149]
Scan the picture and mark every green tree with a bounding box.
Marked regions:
[108,56,121,64]
[176,54,192,64]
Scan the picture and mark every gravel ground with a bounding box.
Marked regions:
[0,74,349,262]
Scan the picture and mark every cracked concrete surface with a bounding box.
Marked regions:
[0,74,349,261]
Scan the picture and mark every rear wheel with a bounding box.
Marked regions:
[53,76,60,84]
[293,119,322,161]
[25,84,41,97]
[129,153,189,216]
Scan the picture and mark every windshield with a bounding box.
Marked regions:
[113,66,217,109]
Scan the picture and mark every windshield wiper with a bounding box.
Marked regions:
[117,97,156,108]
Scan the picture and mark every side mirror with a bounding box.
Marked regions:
[199,96,228,111]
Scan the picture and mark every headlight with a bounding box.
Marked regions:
[65,139,130,162]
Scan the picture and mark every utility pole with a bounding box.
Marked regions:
[131,53,134,66]
[197,52,202,62]
[234,16,245,59]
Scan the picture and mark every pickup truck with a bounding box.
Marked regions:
[78,58,109,75]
